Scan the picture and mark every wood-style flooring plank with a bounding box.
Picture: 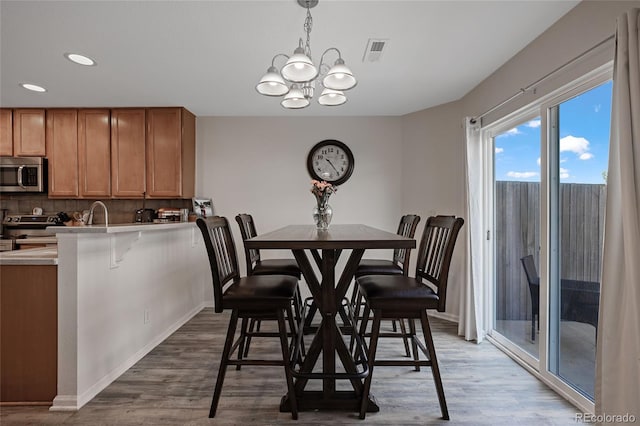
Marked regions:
[0,308,579,425]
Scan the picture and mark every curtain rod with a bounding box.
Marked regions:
[470,34,615,124]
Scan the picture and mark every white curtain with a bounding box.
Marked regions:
[595,8,640,423]
[460,117,484,343]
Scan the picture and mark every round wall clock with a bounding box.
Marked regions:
[307,139,354,186]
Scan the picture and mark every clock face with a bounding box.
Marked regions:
[307,140,354,186]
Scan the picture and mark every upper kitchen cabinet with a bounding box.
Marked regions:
[0,109,13,156]
[46,109,79,197]
[78,109,111,198]
[13,109,46,156]
[111,109,146,198]
[146,108,195,198]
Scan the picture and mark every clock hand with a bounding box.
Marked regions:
[326,158,340,174]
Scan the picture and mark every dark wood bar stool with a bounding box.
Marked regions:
[236,213,302,279]
[354,214,421,279]
[356,215,464,420]
[350,214,421,356]
[196,216,302,419]
[235,213,304,358]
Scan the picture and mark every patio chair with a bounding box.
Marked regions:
[520,255,540,342]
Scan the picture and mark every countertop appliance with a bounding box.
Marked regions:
[156,208,182,222]
[2,214,62,250]
[135,192,156,223]
[0,157,47,193]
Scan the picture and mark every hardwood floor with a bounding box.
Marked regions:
[1,308,580,425]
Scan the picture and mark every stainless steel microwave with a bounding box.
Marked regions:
[0,157,47,193]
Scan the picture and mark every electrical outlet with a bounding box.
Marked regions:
[144,308,150,324]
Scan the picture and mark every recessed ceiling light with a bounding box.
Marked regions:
[20,83,47,93]
[64,52,96,66]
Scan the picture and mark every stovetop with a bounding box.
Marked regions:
[2,214,61,227]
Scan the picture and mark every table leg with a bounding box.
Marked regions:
[279,248,378,413]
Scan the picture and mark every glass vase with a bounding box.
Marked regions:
[312,203,333,231]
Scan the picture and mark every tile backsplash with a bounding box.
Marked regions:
[0,194,191,224]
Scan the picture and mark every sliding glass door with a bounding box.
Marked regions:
[488,71,612,407]
[548,80,612,399]
[493,116,542,360]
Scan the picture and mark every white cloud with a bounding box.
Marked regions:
[507,171,539,179]
[560,168,570,179]
[560,135,593,160]
[497,128,521,138]
[495,147,504,154]
[579,152,594,160]
[537,157,541,166]
[594,104,601,113]
[526,119,541,128]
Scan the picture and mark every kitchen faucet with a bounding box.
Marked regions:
[87,201,109,226]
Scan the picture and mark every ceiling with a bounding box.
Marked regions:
[0,1,580,117]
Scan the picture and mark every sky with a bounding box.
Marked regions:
[494,80,612,184]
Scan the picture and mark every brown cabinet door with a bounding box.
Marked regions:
[13,109,46,156]
[0,109,13,156]
[146,108,196,199]
[1,265,57,403]
[46,109,79,197]
[111,109,146,198]
[146,108,183,198]
[78,109,111,197]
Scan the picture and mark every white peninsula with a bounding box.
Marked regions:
[51,222,210,411]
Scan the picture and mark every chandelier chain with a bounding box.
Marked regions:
[304,4,313,58]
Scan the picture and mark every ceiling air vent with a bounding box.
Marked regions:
[363,38,388,62]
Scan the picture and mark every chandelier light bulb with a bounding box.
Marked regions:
[256,66,290,96]
[323,58,357,91]
[318,88,346,106]
[282,46,317,82]
[281,86,310,109]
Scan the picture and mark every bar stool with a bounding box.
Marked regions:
[235,213,304,359]
[357,215,464,420]
[351,214,421,356]
[236,213,301,279]
[196,216,302,419]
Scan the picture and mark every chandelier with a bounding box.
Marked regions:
[255,0,357,109]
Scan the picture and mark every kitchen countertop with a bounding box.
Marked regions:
[0,247,58,265]
[50,221,196,234]
[15,236,58,245]
[0,223,199,265]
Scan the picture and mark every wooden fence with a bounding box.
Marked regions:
[495,181,606,320]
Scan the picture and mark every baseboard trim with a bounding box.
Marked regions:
[428,311,459,323]
[50,303,206,412]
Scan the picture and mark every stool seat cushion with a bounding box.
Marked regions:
[355,259,403,278]
[223,275,298,310]
[253,259,301,279]
[357,275,439,311]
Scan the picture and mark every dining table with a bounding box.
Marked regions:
[245,224,416,413]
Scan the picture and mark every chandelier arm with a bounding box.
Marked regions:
[319,47,342,68]
[270,53,290,68]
